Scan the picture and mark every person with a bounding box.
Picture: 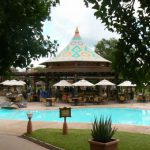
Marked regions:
[22,90,28,100]
[37,88,41,101]
[130,90,134,100]
[103,92,107,98]
[63,93,68,102]
[55,88,61,102]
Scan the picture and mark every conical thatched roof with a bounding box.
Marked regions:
[41,28,111,64]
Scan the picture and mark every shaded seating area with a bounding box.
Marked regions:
[63,94,107,106]
[93,96,105,104]
[117,80,136,103]
[52,79,118,106]
[136,94,150,103]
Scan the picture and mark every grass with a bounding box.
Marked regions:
[28,128,150,150]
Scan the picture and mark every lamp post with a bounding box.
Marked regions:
[27,113,33,134]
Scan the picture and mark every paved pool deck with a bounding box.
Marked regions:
[1,101,150,136]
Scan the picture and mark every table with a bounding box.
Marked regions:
[72,97,79,106]
[46,98,56,106]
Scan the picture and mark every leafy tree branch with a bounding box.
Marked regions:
[84,0,150,86]
[0,0,59,75]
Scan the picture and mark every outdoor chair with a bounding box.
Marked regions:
[67,97,74,105]
[146,95,150,101]
[15,94,23,102]
[118,95,126,103]
[27,93,33,102]
[99,96,106,104]
[78,97,85,105]
[93,96,100,104]
[82,97,88,103]
[40,97,46,103]
[136,94,146,102]
[16,100,28,108]
[87,96,94,103]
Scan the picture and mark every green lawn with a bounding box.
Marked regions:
[28,128,150,150]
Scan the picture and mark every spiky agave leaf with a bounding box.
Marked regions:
[91,116,117,143]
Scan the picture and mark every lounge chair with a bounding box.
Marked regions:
[93,96,100,104]
[0,101,12,107]
[0,101,18,109]
[16,100,28,108]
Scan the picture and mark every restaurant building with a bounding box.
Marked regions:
[29,28,114,85]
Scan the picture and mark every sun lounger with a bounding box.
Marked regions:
[0,101,18,109]
[16,100,28,108]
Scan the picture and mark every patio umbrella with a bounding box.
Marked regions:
[72,79,94,87]
[0,80,9,85]
[95,79,115,86]
[2,80,25,86]
[95,79,115,99]
[53,80,72,87]
[18,80,26,85]
[117,81,136,87]
[117,80,136,101]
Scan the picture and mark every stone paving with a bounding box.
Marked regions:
[0,134,48,150]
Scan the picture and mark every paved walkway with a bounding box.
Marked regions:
[0,134,48,150]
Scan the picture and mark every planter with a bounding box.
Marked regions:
[88,139,119,150]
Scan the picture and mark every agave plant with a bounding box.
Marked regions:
[91,116,117,143]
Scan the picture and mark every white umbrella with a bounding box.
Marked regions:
[117,81,136,87]
[18,80,26,85]
[95,79,115,86]
[0,80,10,84]
[53,80,72,87]
[2,80,25,86]
[72,79,94,87]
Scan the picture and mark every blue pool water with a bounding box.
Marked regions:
[1,107,150,126]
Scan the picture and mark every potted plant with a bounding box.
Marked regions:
[88,116,119,150]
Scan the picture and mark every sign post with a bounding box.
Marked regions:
[59,107,71,135]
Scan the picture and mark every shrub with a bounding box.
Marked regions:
[91,116,117,143]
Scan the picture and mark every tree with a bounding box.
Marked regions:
[0,0,59,75]
[95,38,121,83]
[95,38,118,61]
[84,0,150,86]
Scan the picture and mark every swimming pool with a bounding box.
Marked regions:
[1,107,150,126]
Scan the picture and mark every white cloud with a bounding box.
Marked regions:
[31,0,120,67]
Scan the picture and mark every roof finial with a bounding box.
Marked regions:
[74,27,80,38]
[75,27,79,33]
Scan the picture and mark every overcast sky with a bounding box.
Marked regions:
[31,0,120,67]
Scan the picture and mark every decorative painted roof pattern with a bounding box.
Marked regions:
[43,28,111,63]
